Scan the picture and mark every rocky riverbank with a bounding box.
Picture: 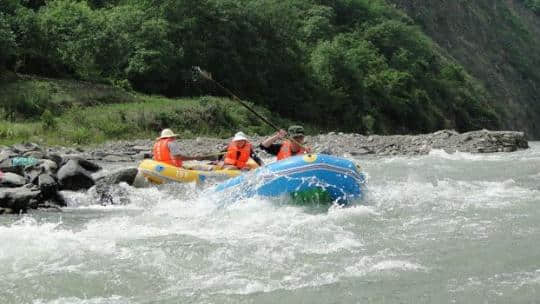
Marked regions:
[45,129,528,162]
[0,129,529,214]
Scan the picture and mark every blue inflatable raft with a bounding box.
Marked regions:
[215,154,366,204]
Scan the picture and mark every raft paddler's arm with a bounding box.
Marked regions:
[259,143,281,156]
[261,129,287,148]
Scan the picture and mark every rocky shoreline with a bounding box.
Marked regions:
[41,129,529,162]
[0,129,529,214]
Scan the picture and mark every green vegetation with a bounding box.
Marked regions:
[389,0,540,137]
[523,0,540,14]
[1,0,509,137]
[0,74,135,120]
[0,85,282,146]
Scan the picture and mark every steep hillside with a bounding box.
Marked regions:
[389,0,540,138]
[0,0,503,136]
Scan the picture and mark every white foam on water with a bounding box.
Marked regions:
[369,176,538,212]
[33,295,130,304]
[64,205,144,211]
[428,149,503,161]
[370,260,426,272]
[344,255,426,277]
[3,143,539,302]
[2,186,377,298]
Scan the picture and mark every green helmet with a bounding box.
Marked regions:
[288,125,305,137]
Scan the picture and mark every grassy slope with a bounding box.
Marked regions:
[388,0,540,138]
[0,75,289,146]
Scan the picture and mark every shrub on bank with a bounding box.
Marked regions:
[0,96,290,146]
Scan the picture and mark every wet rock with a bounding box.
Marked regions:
[0,172,27,187]
[93,168,137,205]
[38,174,57,198]
[93,184,131,205]
[0,207,14,214]
[57,160,95,191]
[65,157,101,172]
[38,174,66,206]
[0,184,41,212]
[39,159,59,173]
[96,168,138,186]
[23,164,43,185]
[0,158,23,175]
[44,153,63,167]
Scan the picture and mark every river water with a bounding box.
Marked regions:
[1,143,540,303]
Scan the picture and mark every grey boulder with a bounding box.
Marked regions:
[0,185,41,211]
[57,160,95,191]
[96,168,138,186]
[0,172,27,187]
[65,157,102,173]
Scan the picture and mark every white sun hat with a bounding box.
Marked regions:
[232,131,248,142]
[157,128,179,139]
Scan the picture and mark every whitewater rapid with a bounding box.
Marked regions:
[1,143,540,303]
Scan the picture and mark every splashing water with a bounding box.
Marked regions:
[1,143,540,303]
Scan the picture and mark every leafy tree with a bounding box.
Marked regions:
[0,0,504,133]
[0,13,16,69]
[36,0,101,78]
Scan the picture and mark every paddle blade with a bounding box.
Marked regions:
[192,66,213,81]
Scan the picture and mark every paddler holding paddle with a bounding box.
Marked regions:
[260,125,311,160]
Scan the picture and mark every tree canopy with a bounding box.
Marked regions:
[1,0,501,134]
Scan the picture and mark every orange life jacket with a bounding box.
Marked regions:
[224,142,252,169]
[277,140,307,160]
[152,138,183,167]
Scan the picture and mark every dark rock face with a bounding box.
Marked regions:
[64,157,102,172]
[57,160,95,191]
[0,185,41,212]
[45,153,63,168]
[39,174,57,198]
[93,168,138,205]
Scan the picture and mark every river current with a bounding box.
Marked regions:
[1,143,540,303]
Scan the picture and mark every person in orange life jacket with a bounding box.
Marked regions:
[260,125,311,160]
[222,132,263,170]
[152,129,209,167]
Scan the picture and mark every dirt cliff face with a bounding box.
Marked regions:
[389,0,540,138]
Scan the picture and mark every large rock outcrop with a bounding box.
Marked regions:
[57,160,95,191]
[0,144,101,214]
